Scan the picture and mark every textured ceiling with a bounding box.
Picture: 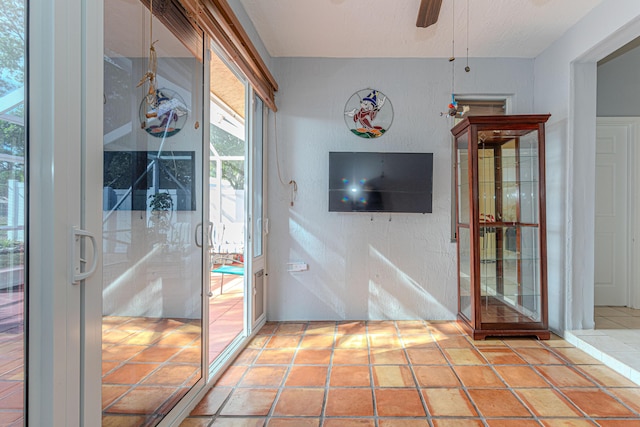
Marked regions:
[239,0,605,58]
[210,52,246,119]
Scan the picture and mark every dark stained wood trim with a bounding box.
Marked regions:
[140,0,205,62]
[469,124,481,329]
[538,121,549,330]
[180,0,278,111]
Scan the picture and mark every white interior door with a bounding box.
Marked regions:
[594,119,630,306]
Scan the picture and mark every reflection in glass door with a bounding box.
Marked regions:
[103,1,204,424]
[0,0,26,423]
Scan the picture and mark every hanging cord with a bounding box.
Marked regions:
[137,0,158,114]
[273,112,298,206]
[448,0,457,117]
[274,112,286,187]
[465,0,471,72]
[449,0,456,64]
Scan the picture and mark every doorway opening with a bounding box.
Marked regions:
[594,37,640,327]
[207,45,248,364]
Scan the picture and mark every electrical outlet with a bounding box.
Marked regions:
[287,262,308,272]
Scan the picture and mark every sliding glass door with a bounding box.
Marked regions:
[207,44,268,368]
[24,0,269,423]
[208,46,248,365]
[102,1,205,424]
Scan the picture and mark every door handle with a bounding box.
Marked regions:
[195,223,202,247]
[70,226,98,284]
[195,222,213,248]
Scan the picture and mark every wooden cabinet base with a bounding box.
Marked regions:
[458,317,550,341]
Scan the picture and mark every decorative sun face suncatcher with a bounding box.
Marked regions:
[139,88,189,138]
[344,89,393,139]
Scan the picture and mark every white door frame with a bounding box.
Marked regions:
[29,0,104,425]
[205,41,254,372]
[82,0,105,423]
[248,93,267,330]
[567,16,640,330]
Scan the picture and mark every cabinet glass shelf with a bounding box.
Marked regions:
[452,115,550,340]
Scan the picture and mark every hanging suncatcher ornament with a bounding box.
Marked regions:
[136,1,188,137]
[138,87,189,137]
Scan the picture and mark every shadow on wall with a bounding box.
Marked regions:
[368,245,455,320]
[276,209,456,320]
[285,211,349,318]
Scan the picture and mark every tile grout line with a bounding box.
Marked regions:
[263,322,302,422]
[434,323,489,425]
[102,319,202,418]
[212,325,276,423]
[507,342,640,424]
[199,320,640,426]
[539,340,640,419]
[365,321,379,427]
[318,321,337,427]
[503,338,607,423]
[400,319,434,424]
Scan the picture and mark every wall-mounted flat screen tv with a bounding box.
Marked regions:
[103,151,196,211]
[329,152,433,213]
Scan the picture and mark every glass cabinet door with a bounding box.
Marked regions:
[456,131,472,321]
[477,129,542,325]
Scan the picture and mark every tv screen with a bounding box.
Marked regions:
[329,152,433,213]
[103,151,196,211]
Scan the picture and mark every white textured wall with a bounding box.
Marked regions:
[267,57,534,321]
[534,0,640,331]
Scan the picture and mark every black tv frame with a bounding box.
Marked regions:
[328,151,433,214]
[103,150,196,211]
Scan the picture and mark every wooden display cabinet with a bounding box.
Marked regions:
[451,115,550,340]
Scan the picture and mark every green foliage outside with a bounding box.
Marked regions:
[211,124,245,190]
[0,0,25,196]
[0,0,25,268]
[148,192,174,211]
[0,0,24,95]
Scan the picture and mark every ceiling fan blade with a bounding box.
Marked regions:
[416,0,442,28]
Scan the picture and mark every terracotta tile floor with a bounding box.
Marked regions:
[183,320,640,427]
[102,315,202,426]
[209,275,244,361]
[103,274,244,426]
[0,286,24,427]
